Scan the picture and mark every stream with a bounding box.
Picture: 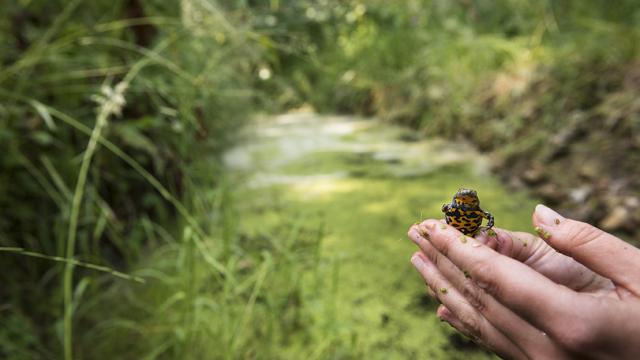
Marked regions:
[223,111,538,359]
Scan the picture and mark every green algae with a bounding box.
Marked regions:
[227,114,540,359]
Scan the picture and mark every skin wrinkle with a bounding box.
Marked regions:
[512,235,528,260]
[562,221,604,254]
[460,278,487,313]
[573,273,600,294]
[523,243,553,268]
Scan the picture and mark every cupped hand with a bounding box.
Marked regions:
[407,204,640,359]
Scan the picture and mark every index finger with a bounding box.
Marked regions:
[420,219,588,336]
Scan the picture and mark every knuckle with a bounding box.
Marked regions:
[435,233,453,257]
[460,281,486,313]
[562,220,604,250]
[421,241,438,264]
[471,258,492,278]
[458,312,482,339]
[431,251,439,266]
[470,259,500,295]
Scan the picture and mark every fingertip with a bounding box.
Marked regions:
[474,230,498,250]
[408,224,419,237]
[408,227,420,244]
[489,228,517,253]
[437,304,452,320]
[533,204,565,227]
[410,251,421,262]
[411,251,428,269]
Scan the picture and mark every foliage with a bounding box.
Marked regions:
[254,0,640,233]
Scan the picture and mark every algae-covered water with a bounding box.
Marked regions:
[224,112,539,359]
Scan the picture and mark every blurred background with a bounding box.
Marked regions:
[1,1,639,359]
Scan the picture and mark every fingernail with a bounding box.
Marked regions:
[535,204,565,226]
[411,254,426,269]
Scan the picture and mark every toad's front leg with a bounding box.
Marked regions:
[482,210,494,229]
[442,203,451,213]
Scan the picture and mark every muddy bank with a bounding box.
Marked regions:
[475,63,640,243]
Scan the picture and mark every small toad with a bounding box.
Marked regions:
[441,188,494,235]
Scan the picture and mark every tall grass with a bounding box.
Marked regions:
[62,60,147,359]
[1,1,260,357]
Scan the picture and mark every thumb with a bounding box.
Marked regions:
[532,204,640,295]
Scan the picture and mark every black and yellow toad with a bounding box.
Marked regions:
[441,188,494,236]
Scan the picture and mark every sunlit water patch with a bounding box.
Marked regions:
[225,110,491,187]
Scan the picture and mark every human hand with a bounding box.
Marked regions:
[407,204,640,359]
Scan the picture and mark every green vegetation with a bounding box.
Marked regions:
[257,0,640,234]
[1,0,639,359]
